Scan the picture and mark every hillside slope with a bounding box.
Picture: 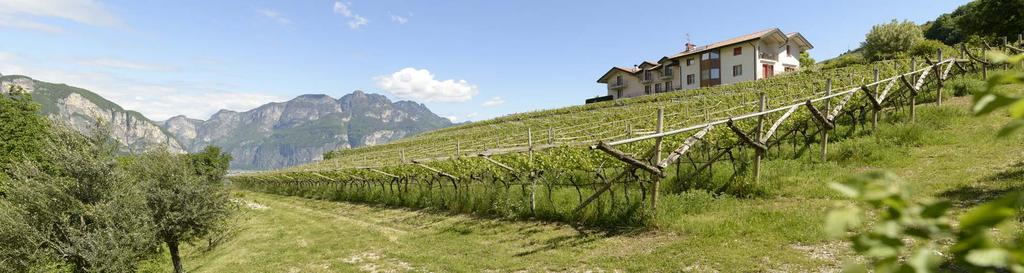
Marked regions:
[0,75,185,153]
[149,95,1024,272]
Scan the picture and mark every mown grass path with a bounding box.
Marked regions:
[158,95,1024,272]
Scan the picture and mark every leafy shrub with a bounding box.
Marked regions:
[908,39,955,59]
[946,78,985,97]
[821,52,869,70]
[862,20,924,61]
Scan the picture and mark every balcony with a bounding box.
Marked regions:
[659,71,673,80]
[759,52,778,61]
[609,81,627,90]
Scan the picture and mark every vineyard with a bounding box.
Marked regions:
[230,42,1021,226]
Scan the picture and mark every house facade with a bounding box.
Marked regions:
[595,28,813,100]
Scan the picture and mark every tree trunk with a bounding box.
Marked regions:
[168,240,184,273]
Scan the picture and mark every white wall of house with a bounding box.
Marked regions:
[604,71,645,99]
[721,43,757,85]
[678,56,700,90]
[755,39,804,79]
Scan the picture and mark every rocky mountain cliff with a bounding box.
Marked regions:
[162,91,452,170]
[1,75,185,153]
[1,75,453,170]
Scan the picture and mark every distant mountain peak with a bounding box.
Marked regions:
[163,89,452,170]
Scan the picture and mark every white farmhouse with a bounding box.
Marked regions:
[594,28,813,101]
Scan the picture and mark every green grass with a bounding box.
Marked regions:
[140,87,1024,272]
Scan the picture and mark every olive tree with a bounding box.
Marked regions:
[0,124,158,273]
[862,19,924,61]
[126,150,233,273]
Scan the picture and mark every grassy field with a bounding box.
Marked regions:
[143,91,1024,272]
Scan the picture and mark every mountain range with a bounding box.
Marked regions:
[0,75,453,170]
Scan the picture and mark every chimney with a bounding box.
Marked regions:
[685,42,696,52]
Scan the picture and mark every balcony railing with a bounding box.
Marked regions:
[609,81,627,90]
[759,52,778,61]
[659,69,673,80]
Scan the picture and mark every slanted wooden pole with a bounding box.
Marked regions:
[910,58,918,122]
[872,67,879,131]
[651,108,664,214]
[754,93,766,183]
[821,79,831,162]
[936,48,944,106]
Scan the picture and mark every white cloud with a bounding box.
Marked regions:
[0,0,120,32]
[348,14,367,29]
[256,9,290,25]
[444,116,458,122]
[481,96,504,107]
[0,51,283,120]
[77,58,176,72]
[465,112,478,118]
[375,67,478,102]
[333,1,368,29]
[390,14,408,24]
[0,14,63,33]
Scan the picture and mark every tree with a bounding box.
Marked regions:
[862,20,924,61]
[956,0,1024,42]
[126,150,233,273]
[0,124,158,273]
[798,51,816,67]
[0,85,51,173]
[189,146,232,183]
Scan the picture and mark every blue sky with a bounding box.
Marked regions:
[0,0,969,121]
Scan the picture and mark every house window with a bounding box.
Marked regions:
[732,65,742,77]
[655,83,662,93]
[710,68,720,79]
[644,70,652,81]
[615,75,622,85]
[733,47,742,56]
[666,81,673,90]
[700,70,709,80]
[785,67,796,72]
[663,66,672,77]
[686,58,694,66]
[616,90,622,98]
[786,45,792,57]
[644,85,651,94]
[687,74,695,85]
[709,51,719,59]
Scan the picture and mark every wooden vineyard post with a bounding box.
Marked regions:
[872,67,879,131]
[937,48,944,106]
[652,108,664,215]
[528,127,536,215]
[401,149,406,163]
[910,58,917,122]
[981,48,988,80]
[547,127,553,145]
[626,124,632,137]
[821,79,831,162]
[754,93,766,184]
[456,140,461,158]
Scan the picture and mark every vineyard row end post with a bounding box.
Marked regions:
[821,79,831,162]
[872,67,879,131]
[937,48,944,106]
[754,92,766,184]
[910,58,917,122]
[528,127,536,215]
[651,107,665,216]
